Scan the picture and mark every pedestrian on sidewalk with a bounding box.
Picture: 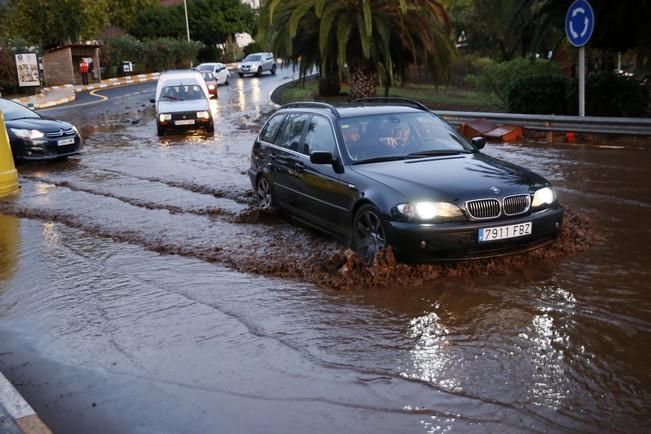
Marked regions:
[79,59,89,85]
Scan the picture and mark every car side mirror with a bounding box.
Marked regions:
[471,137,486,149]
[310,151,334,165]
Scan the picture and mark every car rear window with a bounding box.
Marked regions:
[259,113,286,143]
[274,113,309,152]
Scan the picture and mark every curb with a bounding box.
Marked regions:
[0,370,52,434]
[12,72,161,110]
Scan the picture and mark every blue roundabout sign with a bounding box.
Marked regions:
[565,0,595,47]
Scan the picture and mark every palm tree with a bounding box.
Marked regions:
[258,0,455,99]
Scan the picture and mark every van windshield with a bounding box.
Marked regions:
[160,85,205,101]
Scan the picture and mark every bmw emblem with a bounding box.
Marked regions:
[489,186,501,195]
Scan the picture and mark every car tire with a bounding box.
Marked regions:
[206,122,214,134]
[271,64,276,75]
[256,67,262,77]
[256,176,275,210]
[351,204,387,265]
[157,124,165,136]
[225,77,229,85]
[238,73,244,78]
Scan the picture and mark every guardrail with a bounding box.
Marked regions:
[435,110,651,136]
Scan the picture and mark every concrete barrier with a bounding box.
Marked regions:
[0,112,20,198]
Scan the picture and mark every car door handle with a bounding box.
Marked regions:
[295,162,305,172]
[269,153,277,160]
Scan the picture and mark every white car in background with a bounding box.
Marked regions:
[151,70,214,136]
[196,62,231,85]
[237,53,276,77]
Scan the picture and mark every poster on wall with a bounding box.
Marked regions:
[15,53,41,87]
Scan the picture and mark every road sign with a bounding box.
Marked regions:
[565,0,595,47]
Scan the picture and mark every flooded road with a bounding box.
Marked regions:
[1,71,650,433]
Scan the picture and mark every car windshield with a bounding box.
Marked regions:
[197,64,213,72]
[0,98,40,121]
[340,112,475,163]
[160,85,205,101]
[244,54,261,62]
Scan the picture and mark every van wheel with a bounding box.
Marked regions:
[256,67,262,77]
[271,64,276,75]
[157,124,165,136]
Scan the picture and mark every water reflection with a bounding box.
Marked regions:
[0,213,21,287]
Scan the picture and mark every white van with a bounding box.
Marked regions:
[152,70,213,136]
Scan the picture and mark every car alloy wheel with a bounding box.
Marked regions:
[256,176,273,209]
[352,205,386,264]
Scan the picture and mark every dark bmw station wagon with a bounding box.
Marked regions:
[248,98,564,263]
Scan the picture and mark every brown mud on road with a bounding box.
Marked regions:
[0,185,597,289]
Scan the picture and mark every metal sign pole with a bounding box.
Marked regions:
[579,46,585,117]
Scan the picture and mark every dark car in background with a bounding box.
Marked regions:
[248,98,564,263]
[0,97,82,162]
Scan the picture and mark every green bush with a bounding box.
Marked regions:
[586,72,649,117]
[103,36,200,75]
[448,54,494,89]
[478,58,562,108]
[506,72,650,117]
[507,75,571,114]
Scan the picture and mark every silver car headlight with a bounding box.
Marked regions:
[159,113,172,122]
[11,128,44,140]
[396,201,463,220]
[531,187,556,208]
[196,111,210,119]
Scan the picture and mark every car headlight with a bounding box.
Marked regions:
[396,201,464,220]
[159,113,172,122]
[531,187,556,208]
[196,111,210,119]
[11,128,44,140]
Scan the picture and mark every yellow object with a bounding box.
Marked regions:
[0,112,20,197]
[0,214,20,286]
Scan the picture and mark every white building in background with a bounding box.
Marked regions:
[240,0,259,8]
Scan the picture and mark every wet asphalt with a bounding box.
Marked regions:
[0,68,650,433]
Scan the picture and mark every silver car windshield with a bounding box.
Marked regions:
[340,112,474,163]
[244,55,261,62]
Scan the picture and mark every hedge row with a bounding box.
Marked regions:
[507,72,649,117]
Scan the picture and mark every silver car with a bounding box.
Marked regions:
[237,52,276,77]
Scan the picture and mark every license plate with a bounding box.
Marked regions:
[479,222,532,242]
[175,119,195,126]
[58,137,75,146]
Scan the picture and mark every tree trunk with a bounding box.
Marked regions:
[349,66,378,100]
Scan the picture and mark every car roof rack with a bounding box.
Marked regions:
[353,97,430,112]
[282,102,340,118]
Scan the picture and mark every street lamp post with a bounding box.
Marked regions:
[183,0,191,67]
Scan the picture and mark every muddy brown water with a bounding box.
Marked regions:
[1,79,650,433]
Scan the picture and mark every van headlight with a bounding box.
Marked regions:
[11,128,44,140]
[396,201,464,221]
[531,187,556,208]
[196,111,210,119]
[159,113,172,122]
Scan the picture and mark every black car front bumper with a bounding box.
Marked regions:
[385,206,564,261]
[13,135,81,161]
